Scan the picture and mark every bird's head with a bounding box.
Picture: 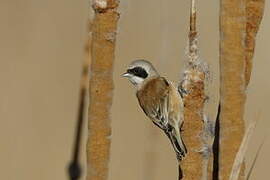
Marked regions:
[122,59,159,87]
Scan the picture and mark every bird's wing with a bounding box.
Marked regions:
[136,77,187,160]
[136,77,170,129]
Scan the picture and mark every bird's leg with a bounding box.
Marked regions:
[178,79,190,97]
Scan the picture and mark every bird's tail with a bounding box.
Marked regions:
[166,125,187,161]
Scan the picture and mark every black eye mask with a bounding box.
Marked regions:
[127,67,148,79]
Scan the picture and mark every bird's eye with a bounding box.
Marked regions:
[127,69,132,73]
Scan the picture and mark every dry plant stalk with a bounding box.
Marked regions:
[246,134,266,180]
[219,0,246,179]
[219,0,265,179]
[229,120,257,180]
[245,0,265,87]
[227,0,265,179]
[179,0,212,179]
[87,0,119,180]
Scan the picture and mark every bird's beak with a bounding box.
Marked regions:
[121,72,130,78]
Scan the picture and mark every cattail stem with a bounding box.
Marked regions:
[179,0,211,179]
[86,1,120,180]
[219,0,247,179]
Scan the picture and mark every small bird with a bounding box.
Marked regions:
[122,59,187,161]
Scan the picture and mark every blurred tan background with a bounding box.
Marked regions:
[0,0,269,180]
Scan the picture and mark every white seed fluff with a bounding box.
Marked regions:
[94,0,107,9]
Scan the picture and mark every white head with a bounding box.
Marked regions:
[122,59,159,87]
